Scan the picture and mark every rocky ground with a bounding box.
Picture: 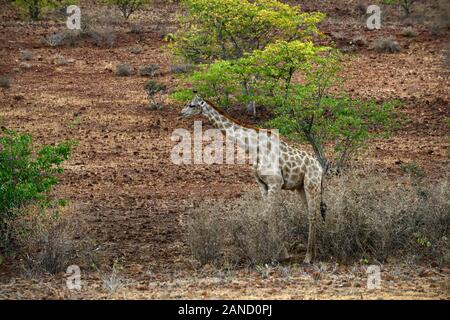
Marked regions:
[0,0,448,299]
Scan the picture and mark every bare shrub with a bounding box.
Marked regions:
[54,55,69,66]
[372,37,401,53]
[19,49,33,61]
[402,27,417,37]
[8,206,82,275]
[186,193,299,266]
[170,63,194,74]
[102,262,124,293]
[89,28,117,48]
[186,171,449,266]
[130,23,144,35]
[0,75,11,88]
[351,35,367,47]
[186,207,225,265]
[44,30,82,47]
[116,64,134,76]
[355,2,368,16]
[319,172,449,264]
[105,0,151,20]
[144,80,166,109]
[139,64,160,77]
[130,46,142,54]
[444,50,450,69]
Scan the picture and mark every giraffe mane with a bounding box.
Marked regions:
[203,99,262,132]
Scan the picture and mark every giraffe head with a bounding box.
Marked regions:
[180,92,203,118]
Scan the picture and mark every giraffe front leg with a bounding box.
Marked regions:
[254,173,268,199]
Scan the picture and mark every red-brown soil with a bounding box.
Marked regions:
[0,0,448,299]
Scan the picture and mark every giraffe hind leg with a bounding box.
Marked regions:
[303,178,321,264]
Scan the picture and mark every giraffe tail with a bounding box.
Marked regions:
[320,172,327,221]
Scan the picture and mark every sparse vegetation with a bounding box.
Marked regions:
[54,55,69,65]
[130,46,142,54]
[144,80,166,109]
[402,27,417,37]
[9,205,81,275]
[186,171,449,266]
[116,63,134,76]
[138,64,160,77]
[372,37,401,53]
[104,0,151,20]
[13,0,78,20]
[130,23,144,35]
[88,28,117,48]
[381,0,417,17]
[19,49,33,61]
[170,63,194,74]
[0,129,75,250]
[0,75,11,88]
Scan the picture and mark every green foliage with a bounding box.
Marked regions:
[0,129,75,246]
[173,41,398,172]
[173,0,325,63]
[144,80,166,108]
[380,0,417,16]
[170,60,240,108]
[171,0,399,173]
[13,0,78,20]
[104,0,151,19]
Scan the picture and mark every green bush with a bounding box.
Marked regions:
[104,0,151,19]
[0,129,75,248]
[144,80,166,109]
[13,0,78,20]
[172,42,399,173]
[172,0,324,63]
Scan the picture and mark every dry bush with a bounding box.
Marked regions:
[130,46,142,54]
[19,49,33,61]
[8,205,87,275]
[139,64,160,77]
[88,28,117,48]
[402,27,417,37]
[319,172,449,264]
[44,30,82,47]
[372,37,401,53]
[130,23,144,35]
[186,193,302,266]
[186,208,225,265]
[0,75,11,88]
[186,170,449,267]
[116,64,134,76]
[170,63,194,74]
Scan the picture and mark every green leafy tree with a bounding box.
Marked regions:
[104,0,151,20]
[263,50,399,172]
[381,0,417,16]
[0,129,75,247]
[172,0,325,63]
[13,0,77,20]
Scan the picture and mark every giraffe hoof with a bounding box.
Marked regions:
[303,255,313,264]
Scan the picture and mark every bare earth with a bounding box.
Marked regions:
[0,0,448,299]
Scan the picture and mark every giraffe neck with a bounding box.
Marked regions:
[200,100,256,151]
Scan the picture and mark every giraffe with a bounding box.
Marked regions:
[180,93,326,263]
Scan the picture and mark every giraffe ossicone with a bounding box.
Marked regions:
[179,94,326,263]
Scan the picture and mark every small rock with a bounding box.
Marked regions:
[19,62,32,69]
